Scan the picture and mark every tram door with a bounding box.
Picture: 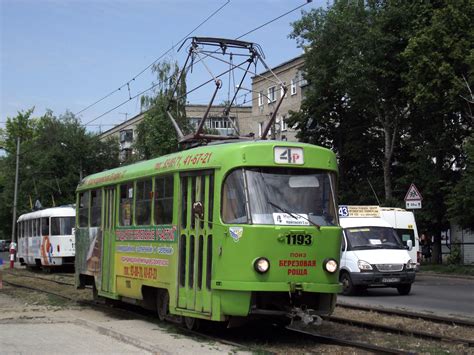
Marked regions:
[178,170,214,315]
[101,187,115,293]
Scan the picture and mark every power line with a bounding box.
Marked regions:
[74,0,230,117]
[84,0,312,127]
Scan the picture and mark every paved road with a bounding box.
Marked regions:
[338,273,474,321]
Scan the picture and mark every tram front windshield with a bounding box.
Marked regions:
[222,168,337,226]
[345,227,405,250]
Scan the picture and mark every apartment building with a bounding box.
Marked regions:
[99,104,251,162]
[248,55,307,141]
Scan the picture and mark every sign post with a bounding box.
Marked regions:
[404,183,422,209]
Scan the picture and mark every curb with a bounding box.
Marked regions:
[417,271,474,280]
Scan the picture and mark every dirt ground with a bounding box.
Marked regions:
[1,266,473,354]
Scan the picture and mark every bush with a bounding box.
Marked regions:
[446,245,462,265]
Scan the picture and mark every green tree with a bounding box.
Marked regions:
[400,0,473,262]
[0,109,120,238]
[289,1,414,203]
[446,134,474,230]
[134,61,189,161]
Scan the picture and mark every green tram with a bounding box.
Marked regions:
[75,140,341,328]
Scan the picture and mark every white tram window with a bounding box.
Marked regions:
[91,189,102,227]
[120,183,134,226]
[155,175,173,225]
[79,192,89,227]
[51,217,75,236]
[136,179,152,226]
[41,217,49,236]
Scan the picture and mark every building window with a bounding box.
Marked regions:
[258,122,263,137]
[297,70,308,87]
[120,129,133,143]
[290,79,297,95]
[267,86,276,103]
[280,82,286,99]
[258,91,263,106]
[280,115,288,132]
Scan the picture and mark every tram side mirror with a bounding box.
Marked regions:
[406,239,413,251]
[192,201,204,220]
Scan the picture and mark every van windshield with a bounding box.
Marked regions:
[222,167,337,226]
[345,226,404,250]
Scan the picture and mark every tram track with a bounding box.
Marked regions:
[3,270,473,354]
[325,315,474,347]
[337,302,474,327]
[3,270,75,287]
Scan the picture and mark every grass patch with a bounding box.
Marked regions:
[419,264,474,276]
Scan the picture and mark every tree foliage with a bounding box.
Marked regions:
[0,109,119,239]
[289,0,473,262]
[134,61,190,161]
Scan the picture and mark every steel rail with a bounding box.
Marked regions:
[286,325,412,355]
[3,270,75,287]
[326,315,474,347]
[337,303,474,327]
[2,278,266,354]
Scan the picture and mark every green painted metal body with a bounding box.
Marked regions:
[75,140,342,322]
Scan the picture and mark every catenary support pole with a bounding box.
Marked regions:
[11,137,20,244]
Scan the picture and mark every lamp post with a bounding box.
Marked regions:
[11,137,20,243]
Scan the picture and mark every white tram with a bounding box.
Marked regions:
[17,206,75,269]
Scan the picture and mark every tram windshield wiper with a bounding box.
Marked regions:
[267,200,321,230]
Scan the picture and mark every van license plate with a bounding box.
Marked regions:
[382,277,400,283]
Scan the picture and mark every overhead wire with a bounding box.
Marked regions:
[84,0,312,129]
[74,0,230,117]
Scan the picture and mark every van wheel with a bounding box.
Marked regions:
[340,272,356,296]
[156,290,169,321]
[397,284,411,295]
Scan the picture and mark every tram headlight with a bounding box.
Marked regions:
[323,258,338,273]
[358,260,373,271]
[254,257,270,274]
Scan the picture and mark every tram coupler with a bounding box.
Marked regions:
[288,307,322,328]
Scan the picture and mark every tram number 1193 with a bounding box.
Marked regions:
[286,234,312,246]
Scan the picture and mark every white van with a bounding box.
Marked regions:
[338,205,417,295]
[379,207,420,268]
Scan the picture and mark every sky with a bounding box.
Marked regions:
[1,0,326,133]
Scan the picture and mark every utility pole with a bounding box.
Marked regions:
[11,137,20,243]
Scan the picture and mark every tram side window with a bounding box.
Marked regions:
[135,179,152,225]
[51,217,75,235]
[222,169,248,224]
[91,189,102,227]
[155,175,173,225]
[33,219,38,237]
[120,183,134,226]
[79,192,90,227]
[41,217,49,236]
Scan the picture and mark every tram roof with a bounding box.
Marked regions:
[77,140,337,191]
[17,206,76,222]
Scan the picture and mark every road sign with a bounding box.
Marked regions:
[406,200,422,209]
[404,183,422,201]
[405,183,422,209]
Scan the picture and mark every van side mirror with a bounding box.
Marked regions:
[406,239,413,251]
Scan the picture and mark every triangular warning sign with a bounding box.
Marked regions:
[404,183,422,201]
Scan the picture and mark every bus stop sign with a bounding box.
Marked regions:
[404,183,422,209]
